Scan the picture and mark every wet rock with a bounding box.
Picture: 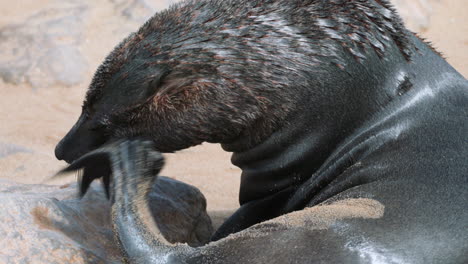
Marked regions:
[0,176,213,263]
[0,2,89,88]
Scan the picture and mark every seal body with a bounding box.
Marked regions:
[55,0,468,262]
[214,35,468,262]
[211,35,468,263]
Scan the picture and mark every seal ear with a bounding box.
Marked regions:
[109,65,171,109]
[89,65,171,118]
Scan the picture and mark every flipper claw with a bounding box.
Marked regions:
[55,149,112,198]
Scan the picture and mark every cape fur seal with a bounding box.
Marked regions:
[56,0,468,262]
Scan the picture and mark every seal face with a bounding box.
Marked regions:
[55,0,468,262]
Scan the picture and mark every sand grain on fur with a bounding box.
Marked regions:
[264,198,385,230]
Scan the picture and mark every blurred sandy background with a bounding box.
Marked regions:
[0,0,466,216]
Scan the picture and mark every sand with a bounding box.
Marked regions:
[0,0,466,218]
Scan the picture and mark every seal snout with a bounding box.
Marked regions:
[54,141,65,161]
[55,112,110,163]
[54,139,81,164]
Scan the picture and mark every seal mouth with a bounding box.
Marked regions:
[56,146,101,164]
[56,146,113,198]
[52,137,155,199]
[55,133,112,164]
[61,153,85,165]
[54,113,111,163]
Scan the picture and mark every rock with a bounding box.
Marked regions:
[0,139,61,183]
[33,45,88,87]
[0,0,186,88]
[0,176,213,263]
[151,176,214,246]
[392,0,435,32]
[0,142,33,159]
[0,2,89,88]
[122,0,159,23]
[113,0,181,23]
[0,180,117,264]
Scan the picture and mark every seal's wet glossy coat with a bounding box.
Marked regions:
[56,0,467,263]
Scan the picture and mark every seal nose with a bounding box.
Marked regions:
[55,139,78,164]
[55,140,65,161]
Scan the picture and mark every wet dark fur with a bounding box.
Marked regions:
[54,1,468,262]
[75,0,419,155]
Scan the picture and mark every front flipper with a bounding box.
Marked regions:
[60,139,193,263]
[55,139,164,200]
[57,149,112,198]
[106,140,197,263]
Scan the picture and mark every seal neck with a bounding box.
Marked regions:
[224,68,392,204]
[228,100,378,205]
[224,35,452,206]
